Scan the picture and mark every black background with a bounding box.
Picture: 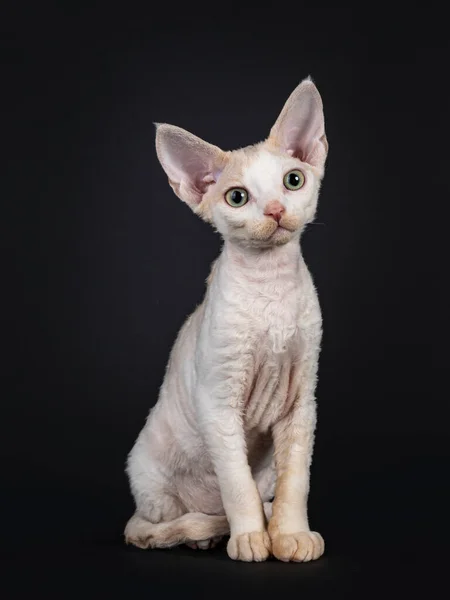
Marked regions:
[3,2,450,596]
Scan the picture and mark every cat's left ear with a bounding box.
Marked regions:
[155,123,228,209]
[268,77,328,173]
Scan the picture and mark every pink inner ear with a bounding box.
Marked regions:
[197,167,224,193]
[156,123,227,207]
[201,174,216,184]
[270,80,327,169]
[194,171,219,196]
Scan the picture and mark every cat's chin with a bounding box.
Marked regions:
[268,226,296,246]
[227,224,299,249]
[246,229,295,248]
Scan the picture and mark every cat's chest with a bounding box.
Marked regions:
[234,281,303,353]
[237,286,304,429]
[243,338,303,430]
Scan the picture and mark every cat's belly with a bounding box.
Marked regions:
[243,343,302,431]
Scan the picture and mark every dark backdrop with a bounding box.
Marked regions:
[3,3,449,596]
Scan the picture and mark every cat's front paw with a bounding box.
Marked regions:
[270,531,324,562]
[227,531,271,562]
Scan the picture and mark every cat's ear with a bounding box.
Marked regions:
[155,123,227,208]
[268,77,328,172]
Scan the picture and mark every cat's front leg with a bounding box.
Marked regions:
[268,333,325,562]
[197,384,271,562]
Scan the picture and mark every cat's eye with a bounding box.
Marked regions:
[225,188,249,207]
[283,169,305,191]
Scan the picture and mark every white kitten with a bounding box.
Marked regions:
[125,78,328,562]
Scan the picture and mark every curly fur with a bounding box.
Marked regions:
[125,77,329,562]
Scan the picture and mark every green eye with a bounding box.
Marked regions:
[225,188,249,207]
[283,169,305,190]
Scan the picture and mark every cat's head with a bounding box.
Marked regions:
[155,77,328,248]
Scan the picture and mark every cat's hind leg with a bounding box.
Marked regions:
[125,513,229,550]
[180,498,272,551]
[125,422,230,551]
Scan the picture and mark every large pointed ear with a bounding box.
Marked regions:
[155,123,228,208]
[268,77,328,172]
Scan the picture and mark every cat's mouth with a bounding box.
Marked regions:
[272,220,298,234]
[270,225,288,236]
[271,225,292,236]
[265,218,300,243]
[247,216,300,245]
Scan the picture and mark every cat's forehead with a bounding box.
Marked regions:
[233,147,298,195]
[243,149,284,181]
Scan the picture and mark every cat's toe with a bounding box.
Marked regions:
[227,531,271,562]
[186,536,223,550]
[185,542,198,549]
[271,531,324,562]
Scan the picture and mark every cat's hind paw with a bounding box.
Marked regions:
[185,536,223,550]
[271,531,324,562]
[227,531,271,562]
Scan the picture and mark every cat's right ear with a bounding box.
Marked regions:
[155,124,227,209]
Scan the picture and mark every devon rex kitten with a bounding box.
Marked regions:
[125,77,328,562]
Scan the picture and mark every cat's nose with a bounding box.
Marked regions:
[264,200,285,223]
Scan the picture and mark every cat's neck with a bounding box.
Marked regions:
[219,239,303,284]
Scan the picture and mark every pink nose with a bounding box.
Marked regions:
[264,200,285,223]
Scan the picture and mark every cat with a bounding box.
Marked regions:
[124,77,328,562]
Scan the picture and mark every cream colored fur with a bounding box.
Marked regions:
[125,78,328,562]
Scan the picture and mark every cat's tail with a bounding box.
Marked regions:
[124,512,230,549]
